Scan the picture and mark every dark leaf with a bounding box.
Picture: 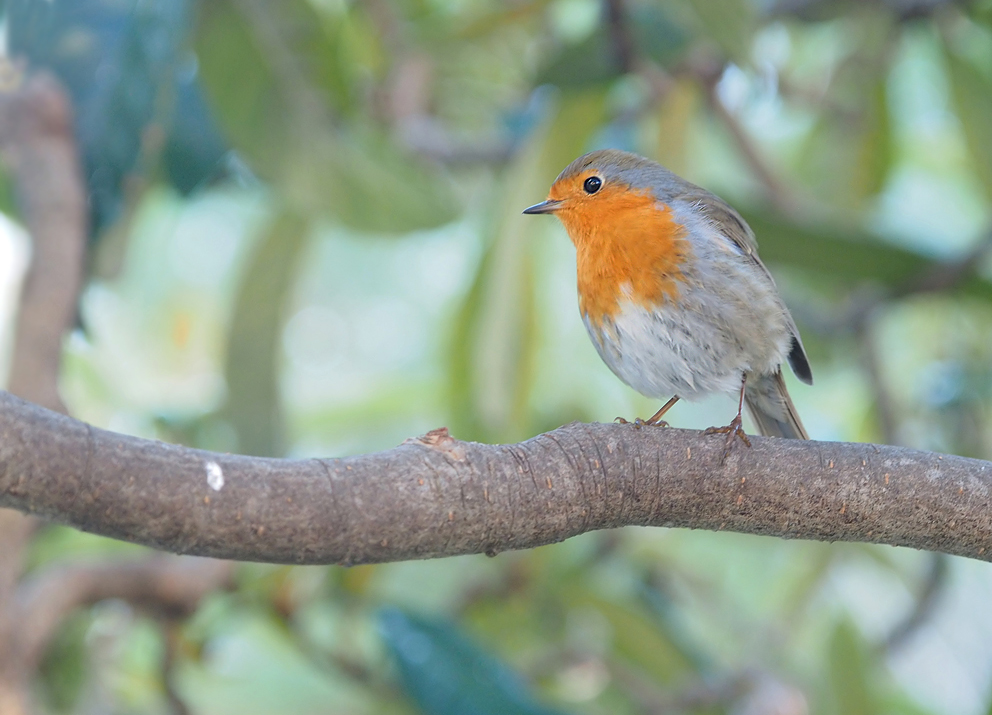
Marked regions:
[163,71,229,195]
[379,608,571,715]
[8,0,228,238]
[538,4,688,87]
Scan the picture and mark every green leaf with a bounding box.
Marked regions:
[195,0,457,232]
[881,691,941,715]
[653,77,700,177]
[794,74,893,206]
[971,0,992,29]
[944,43,992,202]
[828,620,876,715]
[457,0,554,40]
[448,171,539,442]
[195,0,283,177]
[222,212,309,457]
[302,127,460,233]
[791,13,895,208]
[378,608,571,715]
[575,596,694,683]
[854,74,893,198]
[670,0,754,62]
[537,23,619,88]
[38,612,91,712]
[740,211,992,303]
[538,4,688,87]
[449,91,607,441]
[194,0,354,168]
[0,162,17,219]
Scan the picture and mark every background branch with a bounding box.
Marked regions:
[0,69,87,715]
[0,71,231,715]
[1,392,990,565]
[0,70,85,414]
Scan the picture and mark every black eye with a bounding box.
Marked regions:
[583,176,602,194]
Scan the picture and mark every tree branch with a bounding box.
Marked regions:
[12,556,234,673]
[0,70,86,415]
[0,68,85,586]
[0,68,87,715]
[1,391,991,565]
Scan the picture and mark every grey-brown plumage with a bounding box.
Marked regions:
[525,149,812,441]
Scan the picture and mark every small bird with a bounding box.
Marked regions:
[523,149,812,446]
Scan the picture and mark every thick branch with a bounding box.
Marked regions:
[1,391,990,564]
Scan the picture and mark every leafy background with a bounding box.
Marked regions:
[3,0,992,713]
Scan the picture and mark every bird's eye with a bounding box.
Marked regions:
[583,176,602,194]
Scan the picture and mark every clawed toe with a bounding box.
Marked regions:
[616,416,670,430]
[704,414,751,461]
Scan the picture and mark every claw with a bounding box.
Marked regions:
[616,396,679,429]
[616,416,670,430]
[704,413,751,462]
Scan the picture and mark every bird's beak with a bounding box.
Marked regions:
[522,199,562,215]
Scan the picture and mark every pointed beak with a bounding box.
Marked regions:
[522,199,562,215]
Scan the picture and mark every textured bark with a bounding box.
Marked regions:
[0,70,87,715]
[1,391,990,565]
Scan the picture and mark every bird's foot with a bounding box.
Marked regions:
[615,416,670,430]
[703,413,751,461]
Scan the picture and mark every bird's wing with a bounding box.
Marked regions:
[678,188,760,258]
[678,189,813,385]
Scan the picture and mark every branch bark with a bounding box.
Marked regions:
[0,69,87,715]
[1,391,990,565]
[0,68,86,592]
[0,71,231,715]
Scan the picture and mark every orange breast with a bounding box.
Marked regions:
[551,182,689,327]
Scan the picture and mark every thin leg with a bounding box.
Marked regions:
[616,395,680,429]
[703,375,751,458]
[645,396,680,425]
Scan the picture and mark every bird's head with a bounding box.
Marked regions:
[523,149,681,249]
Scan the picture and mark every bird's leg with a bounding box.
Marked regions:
[641,396,679,427]
[616,396,679,429]
[703,376,751,456]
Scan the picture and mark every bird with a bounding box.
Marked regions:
[522,149,812,448]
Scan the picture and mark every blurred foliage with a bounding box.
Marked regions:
[379,607,570,715]
[6,0,228,243]
[5,0,992,713]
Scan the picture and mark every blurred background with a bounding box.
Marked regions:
[2,0,992,713]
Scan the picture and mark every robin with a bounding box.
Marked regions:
[523,149,812,447]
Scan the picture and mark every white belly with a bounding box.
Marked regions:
[582,283,792,402]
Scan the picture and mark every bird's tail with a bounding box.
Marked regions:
[744,371,809,440]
